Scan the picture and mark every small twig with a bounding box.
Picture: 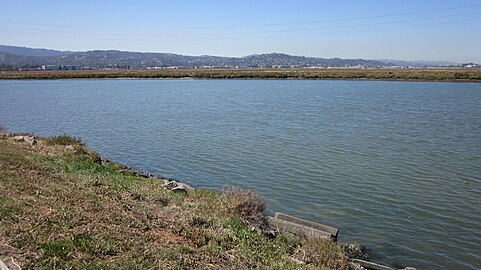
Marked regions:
[0,242,15,250]
[10,257,21,270]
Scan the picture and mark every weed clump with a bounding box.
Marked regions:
[222,186,266,229]
[294,238,350,270]
[45,133,83,146]
[343,242,372,260]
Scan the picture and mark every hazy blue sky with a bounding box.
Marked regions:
[1,0,481,62]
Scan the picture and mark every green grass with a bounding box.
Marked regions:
[0,134,351,269]
[224,217,297,268]
[42,241,72,261]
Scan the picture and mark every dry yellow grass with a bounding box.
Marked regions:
[0,133,350,269]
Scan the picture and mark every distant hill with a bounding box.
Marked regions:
[0,44,459,70]
[0,45,389,69]
[0,45,70,57]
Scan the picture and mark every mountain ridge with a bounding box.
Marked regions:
[0,45,461,69]
[0,45,71,57]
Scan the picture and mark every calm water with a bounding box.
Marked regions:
[1,80,480,269]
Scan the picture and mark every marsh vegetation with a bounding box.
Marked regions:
[1,68,480,82]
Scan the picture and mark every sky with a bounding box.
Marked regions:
[1,0,481,63]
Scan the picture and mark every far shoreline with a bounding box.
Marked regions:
[4,77,481,84]
[1,68,481,83]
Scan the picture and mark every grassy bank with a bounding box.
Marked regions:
[1,68,481,82]
[0,132,350,269]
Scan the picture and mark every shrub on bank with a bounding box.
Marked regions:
[45,133,83,146]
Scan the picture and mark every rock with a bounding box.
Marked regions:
[131,170,151,178]
[161,180,195,193]
[12,135,36,146]
[162,181,179,190]
[100,157,110,166]
[171,185,188,193]
[24,136,37,146]
[65,145,75,151]
[179,182,195,192]
[13,135,24,142]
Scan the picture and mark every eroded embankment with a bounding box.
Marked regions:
[0,132,353,269]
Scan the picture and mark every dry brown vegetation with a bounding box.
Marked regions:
[0,133,350,269]
[1,68,481,82]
